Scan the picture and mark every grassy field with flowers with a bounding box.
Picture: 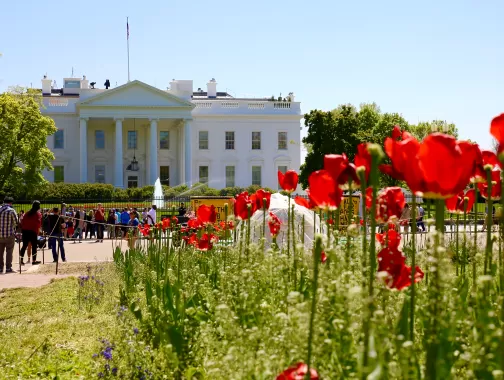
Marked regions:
[3,117,504,379]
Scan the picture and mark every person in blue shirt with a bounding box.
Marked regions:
[127,211,139,249]
[120,208,131,237]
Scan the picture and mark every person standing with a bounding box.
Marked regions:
[73,209,85,243]
[0,197,18,273]
[127,211,140,249]
[94,204,105,242]
[417,205,426,232]
[147,205,157,226]
[107,209,116,239]
[48,208,66,263]
[19,201,42,265]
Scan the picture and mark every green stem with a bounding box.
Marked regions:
[358,173,368,270]
[410,195,417,342]
[292,204,297,290]
[463,199,468,277]
[456,213,460,276]
[262,200,266,252]
[302,215,305,246]
[247,205,251,262]
[484,169,493,275]
[287,196,291,258]
[473,185,478,289]
[362,152,380,377]
[305,236,322,380]
[346,181,354,263]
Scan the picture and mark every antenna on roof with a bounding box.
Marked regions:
[71,67,74,77]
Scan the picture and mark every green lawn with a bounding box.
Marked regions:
[0,263,119,379]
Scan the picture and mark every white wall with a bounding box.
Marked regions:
[190,117,301,190]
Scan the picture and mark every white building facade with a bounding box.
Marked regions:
[40,76,302,190]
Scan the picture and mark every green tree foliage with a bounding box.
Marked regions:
[300,103,459,189]
[0,87,57,195]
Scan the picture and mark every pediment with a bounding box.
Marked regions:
[79,80,194,109]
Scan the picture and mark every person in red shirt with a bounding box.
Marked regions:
[20,200,42,265]
[94,203,105,243]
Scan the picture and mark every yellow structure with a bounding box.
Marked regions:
[190,196,234,221]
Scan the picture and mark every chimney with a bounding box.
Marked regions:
[169,79,178,95]
[207,78,217,98]
[41,75,52,95]
[81,75,89,89]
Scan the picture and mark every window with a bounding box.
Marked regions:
[252,132,261,150]
[64,80,80,88]
[225,131,235,150]
[54,166,64,183]
[127,176,138,188]
[95,130,105,149]
[278,132,288,150]
[159,131,169,150]
[225,166,235,187]
[160,166,170,186]
[127,131,137,149]
[199,166,209,184]
[278,165,288,189]
[252,166,261,186]
[54,130,64,149]
[199,131,208,150]
[95,165,105,183]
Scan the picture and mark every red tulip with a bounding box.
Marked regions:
[321,251,327,263]
[376,228,401,250]
[188,218,202,230]
[490,113,504,155]
[278,170,299,192]
[294,196,311,209]
[366,187,405,222]
[276,362,319,380]
[268,212,282,237]
[255,188,271,210]
[418,134,478,199]
[477,168,502,200]
[354,143,372,182]
[473,150,501,182]
[391,125,402,140]
[196,233,218,251]
[197,204,216,224]
[324,153,358,185]
[445,189,475,213]
[392,265,425,291]
[378,246,424,290]
[307,170,343,210]
[381,131,426,194]
[234,192,255,220]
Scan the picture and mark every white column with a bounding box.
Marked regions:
[184,119,192,186]
[114,118,124,188]
[79,118,88,183]
[149,119,158,185]
[179,124,185,185]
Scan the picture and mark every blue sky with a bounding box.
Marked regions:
[1,0,502,154]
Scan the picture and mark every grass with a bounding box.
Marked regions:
[0,263,119,379]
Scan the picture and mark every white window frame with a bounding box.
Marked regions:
[251,131,261,150]
[160,165,170,186]
[159,131,170,150]
[278,131,288,150]
[95,164,106,183]
[95,130,105,150]
[251,165,262,186]
[225,131,235,150]
[225,165,235,187]
[199,131,209,150]
[199,165,209,184]
[127,131,137,150]
[53,164,65,183]
[54,129,64,149]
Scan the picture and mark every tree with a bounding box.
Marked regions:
[0,87,56,195]
[299,107,360,188]
[411,120,458,140]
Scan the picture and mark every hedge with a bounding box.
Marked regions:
[7,182,277,201]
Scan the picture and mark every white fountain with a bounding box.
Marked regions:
[153,178,165,209]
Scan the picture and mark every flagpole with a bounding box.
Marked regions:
[127,17,130,82]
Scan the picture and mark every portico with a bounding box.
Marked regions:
[77,81,194,188]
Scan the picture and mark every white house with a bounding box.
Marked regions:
[40,75,302,190]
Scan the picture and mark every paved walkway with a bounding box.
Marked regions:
[0,238,125,290]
